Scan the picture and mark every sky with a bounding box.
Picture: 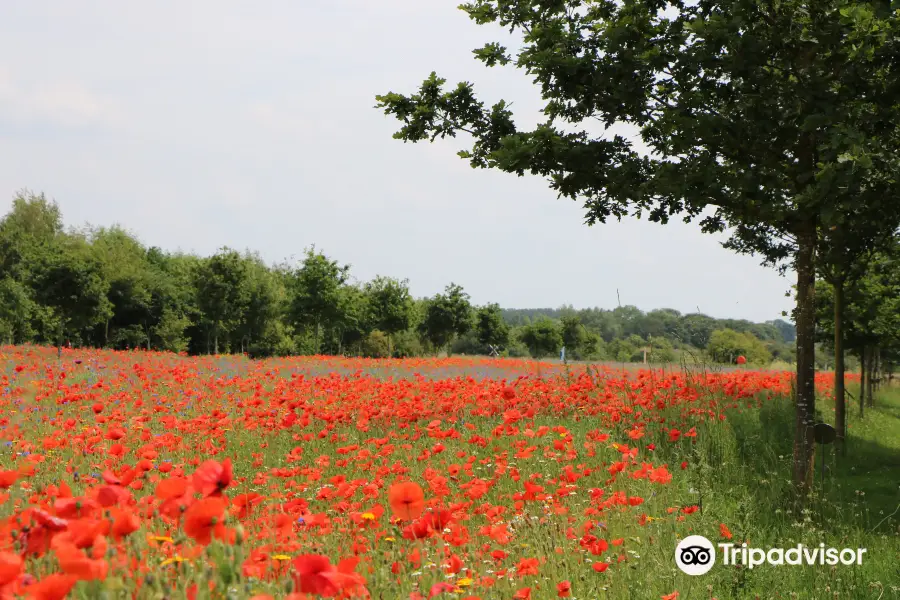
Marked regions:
[0,1,795,323]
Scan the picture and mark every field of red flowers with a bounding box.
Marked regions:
[0,346,888,600]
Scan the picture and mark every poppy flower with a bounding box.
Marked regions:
[192,459,233,497]
[0,471,18,489]
[54,542,108,581]
[388,482,425,521]
[183,497,229,545]
[0,551,23,586]
[23,573,79,600]
[292,555,367,598]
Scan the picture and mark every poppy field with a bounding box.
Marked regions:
[0,346,897,600]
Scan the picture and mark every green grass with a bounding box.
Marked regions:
[662,384,900,599]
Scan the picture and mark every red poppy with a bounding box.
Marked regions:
[193,459,233,497]
[388,482,425,521]
[292,555,367,598]
[183,497,229,545]
[0,551,23,586]
[23,573,79,600]
[0,471,18,489]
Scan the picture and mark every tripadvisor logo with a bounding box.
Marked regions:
[675,536,867,575]
[675,535,716,575]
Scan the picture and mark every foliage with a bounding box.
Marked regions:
[0,192,809,365]
[518,317,563,358]
[375,0,900,492]
[418,283,473,354]
[364,276,413,346]
[474,303,509,351]
[707,329,773,365]
[289,248,350,353]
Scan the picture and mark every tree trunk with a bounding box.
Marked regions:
[833,276,846,455]
[866,347,876,408]
[859,347,867,419]
[791,222,817,497]
[874,347,882,397]
[214,329,219,355]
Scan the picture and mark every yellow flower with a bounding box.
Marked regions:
[160,556,185,566]
[457,578,473,587]
[149,536,174,543]
[271,555,292,561]
[384,536,395,542]
[361,512,376,521]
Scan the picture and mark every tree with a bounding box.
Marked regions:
[375,0,900,495]
[29,233,113,347]
[150,251,203,354]
[0,277,34,344]
[89,226,155,349]
[365,276,412,355]
[519,317,563,359]
[0,190,63,281]
[475,303,509,351]
[235,253,286,355]
[195,247,251,354]
[419,283,473,354]
[560,315,586,355]
[817,236,900,419]
[815,213,900,453]
[769,319,797,343]
[288,247,350,354]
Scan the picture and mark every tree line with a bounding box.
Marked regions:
[2,190,811,364]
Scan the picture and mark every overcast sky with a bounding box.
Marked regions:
[0,1,794,322]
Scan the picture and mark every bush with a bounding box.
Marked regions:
[706,328,772,364]
[606,338,638,362]
[360,330,391,358]
[393,329,425,358]
[249,321,296,358]
[504,339,531,358]
[648,337,676,363]
[450,332,486,356]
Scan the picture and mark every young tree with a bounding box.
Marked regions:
[419,283,473,355]
[519,317,563,359]
[560,315,586,355]
[365,276,413,355]
[89,225,155,348]
[376,0,900,496]
[194,247,252,355]
[289,247,350,354]
[475,303,509,351]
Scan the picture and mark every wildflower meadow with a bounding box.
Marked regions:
[0,346,897,599]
